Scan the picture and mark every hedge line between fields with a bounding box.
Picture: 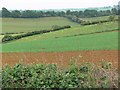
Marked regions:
[1,25,71,43]
[0,32,24,35]
[80,19,118,26]
[52,28,119,39]
[65,15,118,26]
[61,28,119,38]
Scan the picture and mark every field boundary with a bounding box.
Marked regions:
[55,29,119,39]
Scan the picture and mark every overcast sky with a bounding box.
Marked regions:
[0,0,119,10]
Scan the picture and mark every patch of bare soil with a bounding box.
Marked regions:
[1,50,119,68]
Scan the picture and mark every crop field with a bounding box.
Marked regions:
[1,16,119,69]
[2,31,118,52]
[2,17,79,33]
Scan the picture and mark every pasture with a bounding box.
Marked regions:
[2,17,79,33]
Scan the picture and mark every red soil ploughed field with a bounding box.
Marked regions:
[1,50,119,68]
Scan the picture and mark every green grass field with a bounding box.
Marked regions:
[2,31,118,52]
[79,15,118,22]
[2,17,79,34]
[15,21,118,42]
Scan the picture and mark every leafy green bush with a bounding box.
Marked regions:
[2,34,14,43]
[2,61,118,88]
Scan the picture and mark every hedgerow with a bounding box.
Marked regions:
[2,61,118,89]
[65,15,118,26]
[2,25,71,43]
[80,19,118,26]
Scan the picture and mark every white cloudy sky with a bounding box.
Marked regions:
[0,0,119,10]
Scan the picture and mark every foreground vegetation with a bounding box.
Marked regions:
[2,61,118,88]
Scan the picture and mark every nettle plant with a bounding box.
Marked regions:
[2,60,118,89]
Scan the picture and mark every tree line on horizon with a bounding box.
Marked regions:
[1,7,119,18]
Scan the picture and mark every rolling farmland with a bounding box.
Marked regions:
[2,17,119,70]
[1,14,119,88]
[1,17,118,52]
[1,16,119,67]
[1,0,119,88]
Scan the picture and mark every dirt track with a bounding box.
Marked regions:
[1,50,119,68]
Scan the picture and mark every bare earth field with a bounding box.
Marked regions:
[1,50,118,68]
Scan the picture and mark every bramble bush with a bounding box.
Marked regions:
[2,61,118,89]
